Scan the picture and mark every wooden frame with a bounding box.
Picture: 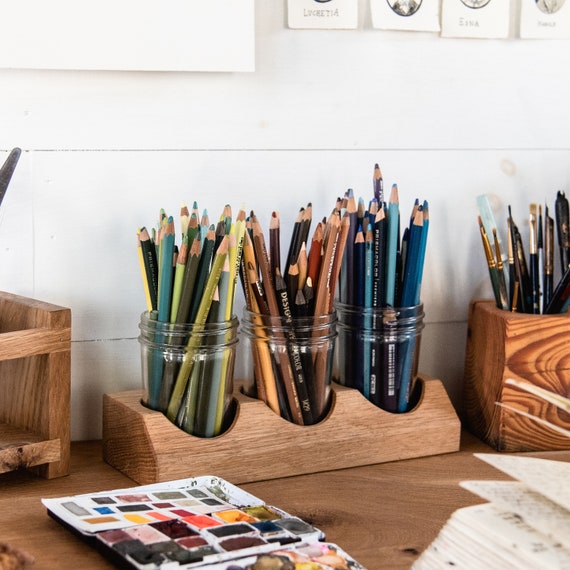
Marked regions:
[0,291,71,478]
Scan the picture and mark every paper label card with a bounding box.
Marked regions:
[288,0,358,29]
[441,0,511,38]
[520,0,570,38]
[371,0,441,32]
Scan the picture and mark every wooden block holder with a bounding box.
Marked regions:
[103,375,460,485]
[0,291,71,478]
[464,299,570,452]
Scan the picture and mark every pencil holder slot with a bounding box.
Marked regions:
[333,302,424,413]
[103,373,460,485]
[138,312,239,438]
[240,309,337,426]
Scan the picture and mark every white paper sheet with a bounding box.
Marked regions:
[521,0,570,38]
[0,0,255,72]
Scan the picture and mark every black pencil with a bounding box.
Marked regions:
[139,227,159,311]
[275,269,314,425]
[284,207,304,277]
[373,163,383,204]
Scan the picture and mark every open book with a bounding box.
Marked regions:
[412,453,570,569]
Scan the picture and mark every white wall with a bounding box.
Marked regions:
[0,1,569,440]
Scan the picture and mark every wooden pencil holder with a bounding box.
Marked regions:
[463,299,570,452]
[102,375,460,485]
[0,291,71,478]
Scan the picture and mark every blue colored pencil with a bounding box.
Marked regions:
[363,227,374,399]
[385,184,400,307]
[352,226,366,393]
[414,201,429,306]
[400,207,424,308]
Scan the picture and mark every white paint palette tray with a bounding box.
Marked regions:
[42,475,365,569]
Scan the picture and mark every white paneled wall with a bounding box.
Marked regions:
[0,1,568,440]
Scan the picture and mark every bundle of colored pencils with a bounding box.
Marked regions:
[239,202,349,425]
[136,202,246,434]
[336,165,429,413]
[338,166,429,310]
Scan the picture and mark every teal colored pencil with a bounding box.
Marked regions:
[400,207,424,307]
[385,184,400,307]
[363,227,374,399]
[150,216,175,409]
[200,209,209,249]
[397,336,416,412]
[414,201,429,306]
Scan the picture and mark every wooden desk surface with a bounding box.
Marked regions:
[2,432,569,569]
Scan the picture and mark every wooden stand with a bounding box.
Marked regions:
[464,299,570,452]
[0,291,71,478]
[103,376,460,485]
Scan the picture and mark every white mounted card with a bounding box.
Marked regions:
[441,0,510,39]
[288,0,358,29]
[371,0,441,32]
[520,0,570,39]
[0,0,255,72]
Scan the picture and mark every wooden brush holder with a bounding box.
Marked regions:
[464,299,570,452]
[0,291,71,478]
[102,375,460,485]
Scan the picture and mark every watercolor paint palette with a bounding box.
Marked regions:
[42,475,365,569]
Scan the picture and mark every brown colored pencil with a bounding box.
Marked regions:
[327,211,351,313]
[313,211,341,317]
[297,241,308,292]
[307,221,324,295]
[241,227,278,413]
[251,212,303,425]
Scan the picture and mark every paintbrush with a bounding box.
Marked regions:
[0,148,21,209]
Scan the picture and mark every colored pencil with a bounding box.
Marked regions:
[138,227,159,311]
[373,163,383,204]
[250,211,304,425]
[385,184,400,307]
[167,235,229,425]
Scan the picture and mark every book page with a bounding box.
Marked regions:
[461,480,570,548]
[475,453,570,511]
[413,502,570,569]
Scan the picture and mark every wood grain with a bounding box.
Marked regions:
[463,299,570,452]
[103,376,460,485]
[4,435,567,570]
[0,291,71,478]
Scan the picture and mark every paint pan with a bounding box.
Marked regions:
[42,475,365,569]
